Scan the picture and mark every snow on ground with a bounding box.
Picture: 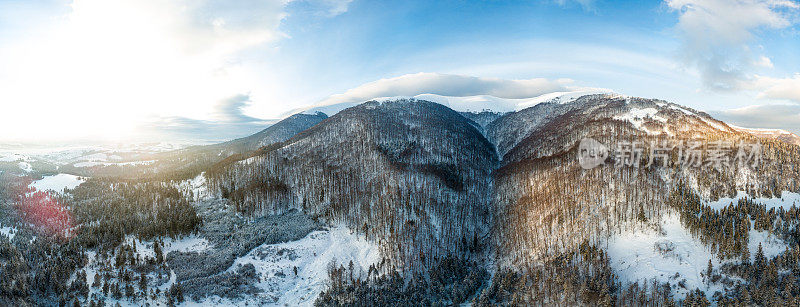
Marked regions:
[613,107,668,134]
[0,152,30,162]
[177,173,211,201]
[121,234,213,260]
[1,224,17,241]
[608,213,789,301]
[17,161,32,172]
[82,250,179,307]
[164,235,212,254]
[73,160,155,168]
[608,214,725,300]
[80,226,379,306]
[699,116,732,132]
[207,225,381,306]
[30,174,85,193]
[706,191,800,210]
[77,235,212,307]
[749,229,787,259]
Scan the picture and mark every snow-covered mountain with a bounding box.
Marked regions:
[292,89,611,116]
[5,93,800,306]
[204,93,800,304]
[730,125,800,146]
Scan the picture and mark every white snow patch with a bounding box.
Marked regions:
[182,172,210,201]
[706,191,800,210]
[1,224,17,241]
[218,225,381,306]
[749,229,786,259]
[164,235,212,254]
[30,174,85,193]
[608,214,726,300]
[0,153,30,162]
[613,108,667,134]
[608,213,789,301]
[17,162,32,172]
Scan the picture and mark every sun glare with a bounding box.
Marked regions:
[0,0,259,142]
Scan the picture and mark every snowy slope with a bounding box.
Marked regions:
[222,226,381,306]
[608,214,786,301]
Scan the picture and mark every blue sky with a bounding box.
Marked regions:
[0,0,798,142]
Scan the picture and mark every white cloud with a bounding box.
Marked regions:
[666,0,799,90]
[713,103,800,133]
[553,0,596,10]
[313,72,574,107]
[752,74,800,102]
[0,0,352,142]
[755,56,775,68]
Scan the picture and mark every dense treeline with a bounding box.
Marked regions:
[474,243,654,306]
[316,255,487,306]
[0,174,201,306]
[69,178,202,248]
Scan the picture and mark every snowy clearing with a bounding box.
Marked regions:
[30,174,85,193]
[608,214,724,300]
[706,191,800,210]
[607,214,787,301]
[204,225,381,306]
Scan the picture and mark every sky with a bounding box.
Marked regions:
[0,0,798,143]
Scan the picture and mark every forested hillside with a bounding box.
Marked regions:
[4,94,800,306]
[208,100,498,273]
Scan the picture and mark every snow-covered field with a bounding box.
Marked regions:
[608,214,787,300]
[30,174,85,193]
[706,191,800,210]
